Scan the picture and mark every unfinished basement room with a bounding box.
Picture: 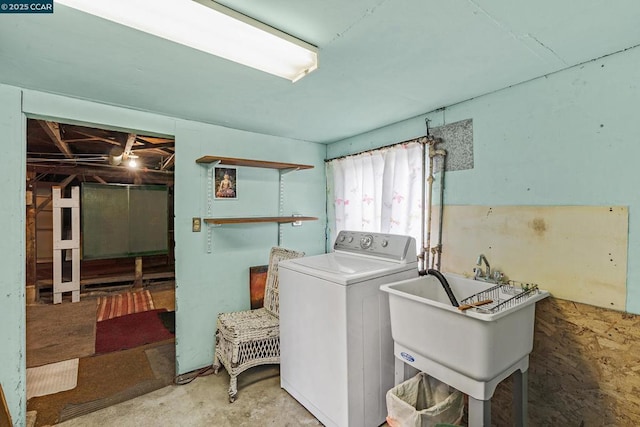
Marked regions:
[1,1,640,426]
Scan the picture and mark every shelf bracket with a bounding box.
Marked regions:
[280,167,301,175]
[278,170,287,245]
[205,161,220,253]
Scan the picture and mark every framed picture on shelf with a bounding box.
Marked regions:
[214,166,237,199]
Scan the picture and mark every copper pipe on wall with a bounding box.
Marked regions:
[435,149,447,271]
[423,137,446,273]
[419,139,426,271]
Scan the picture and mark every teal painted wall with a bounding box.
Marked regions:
[5,39,638,425]
[0,84,27,427]
[1,86,326,424]
[328,45,640,314]
[173,120,327,373]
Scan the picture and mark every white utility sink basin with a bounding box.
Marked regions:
[380,273,549,401]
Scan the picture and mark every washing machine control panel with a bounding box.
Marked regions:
[334,231,416,262]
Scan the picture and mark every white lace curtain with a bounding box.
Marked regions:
[326,141,424,252]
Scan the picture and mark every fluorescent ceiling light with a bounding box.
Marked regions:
[55,0,318,82]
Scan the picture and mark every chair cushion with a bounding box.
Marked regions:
[217,308,279,339]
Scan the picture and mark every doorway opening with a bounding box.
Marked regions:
[25,118,176,426]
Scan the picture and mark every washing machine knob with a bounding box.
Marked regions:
[347,237,354,243]
[339,235,346,242]
[381,239,389,248]
[360,234,374,249]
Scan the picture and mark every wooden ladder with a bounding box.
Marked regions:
[52,186,80,304]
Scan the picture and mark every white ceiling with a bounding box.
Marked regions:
[1,0,639,143]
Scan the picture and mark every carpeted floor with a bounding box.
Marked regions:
[26,359,79,400]
[144,342,176,385]
[149,288,175,312]
[95,309,174,354]
[158,310,175,334]
[28,339,174,427]
[26,299,97,368]
[96,290,155,322]
[26,285,176,426]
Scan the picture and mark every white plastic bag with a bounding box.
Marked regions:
[386,372,464,427]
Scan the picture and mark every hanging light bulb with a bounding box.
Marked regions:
[128,156,138,168]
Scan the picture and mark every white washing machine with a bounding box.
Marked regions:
[279,230,418,427]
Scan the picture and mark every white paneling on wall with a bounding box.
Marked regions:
[437,205,628,310]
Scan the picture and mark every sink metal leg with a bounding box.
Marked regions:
[468,397,491,427]
[513,369,528,427]
[394,357,406,386]
[394,357,419,386]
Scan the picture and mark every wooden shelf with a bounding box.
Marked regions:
[196,156,313,171]
[204,216,318,225]
[197,155,316,251]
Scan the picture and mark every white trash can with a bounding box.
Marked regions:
[386,372,464,427]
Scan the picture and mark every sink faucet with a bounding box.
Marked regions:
[474,254,506,283]
[475,254,490,279]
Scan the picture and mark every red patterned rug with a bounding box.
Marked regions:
[97,290,155,322]
[95,309,174,354]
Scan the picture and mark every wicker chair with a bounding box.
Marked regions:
[212,246,304,402]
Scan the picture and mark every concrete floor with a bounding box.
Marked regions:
[54,365,322,426]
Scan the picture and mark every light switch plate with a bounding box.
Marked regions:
[192,217,201,232]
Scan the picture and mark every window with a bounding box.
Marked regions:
[326,141,424,253]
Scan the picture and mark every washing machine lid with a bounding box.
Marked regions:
[279,252,417,285]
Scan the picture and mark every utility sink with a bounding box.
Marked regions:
[380,273,549,401]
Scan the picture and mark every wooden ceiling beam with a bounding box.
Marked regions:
[136,136,174,144]
[161,153,175,171]
[62,137,102,143]
[133,142,175,151]
[124,133,137,157]
[37,120,73,159]
[133,148,174,159]
[72,130,121,146]
[92,176,108,184]
[27,164,173,184]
